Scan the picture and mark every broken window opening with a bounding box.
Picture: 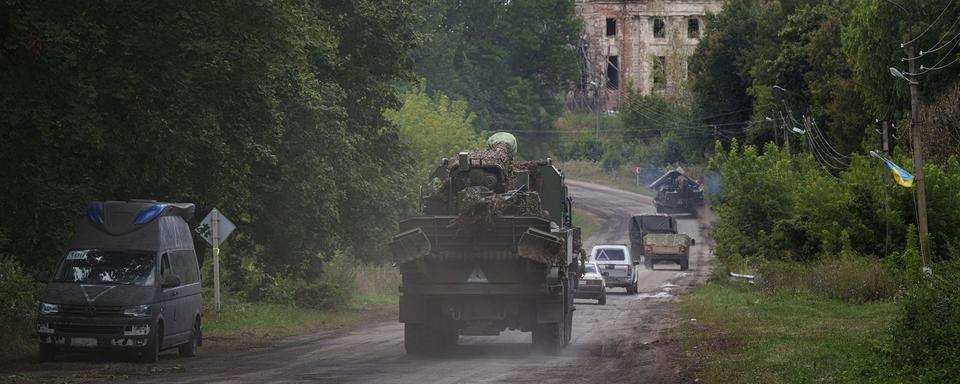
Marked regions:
[688,18,700,39]
[606,18,617,37]
[606,56,619,89]
[653,56,666,89]
[653,17,665,38]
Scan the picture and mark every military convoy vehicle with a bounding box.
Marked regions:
[649,170,704,215]
[642,233,694,271]
[389,133,583,355]
[629,213,677,261]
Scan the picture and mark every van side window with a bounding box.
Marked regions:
[171,250,200,284]
[161,253,172,279]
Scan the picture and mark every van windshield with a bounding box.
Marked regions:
[595,248,625,261]
[54,249,156,286]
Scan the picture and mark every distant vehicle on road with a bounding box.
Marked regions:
[629,213,677,258]
[575,262,607,305]
[590,245,639,294]
[649,170,704,216]
[643,233,694,271]
[35,200,203,363]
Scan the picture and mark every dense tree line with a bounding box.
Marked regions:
[690,0,960,159]
[0,0,420,277]
[412,0,582,158]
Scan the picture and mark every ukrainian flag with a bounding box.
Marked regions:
[882,158,914,187]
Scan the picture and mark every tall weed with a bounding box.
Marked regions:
[755,258,899,303]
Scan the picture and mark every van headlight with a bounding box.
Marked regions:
[122,304,153,317]
[39,302,59,315]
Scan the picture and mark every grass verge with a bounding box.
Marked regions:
[679,282,898,384]
[557,160,654,196]
[572,209,600,242]
[200,291,397,352]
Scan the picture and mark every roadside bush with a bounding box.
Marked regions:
[251,276,353,311]
[0,256,41,359]
[889,259,960,381]
[755,258,899,303]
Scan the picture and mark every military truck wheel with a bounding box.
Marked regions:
[38,344,56,362]
[644,257,654,270]
[444,327,459,347]
[680,260,689,271]
[404,323,445,355]
[532,322,562,354]
[563,279,573,346]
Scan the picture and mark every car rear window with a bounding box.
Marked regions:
[595,248,625,261]
[584,264,598,274]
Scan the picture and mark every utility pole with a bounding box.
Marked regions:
[595,78,601,140]
[906,18,930,266]
[882,120,891,257]
[778,110,790,155]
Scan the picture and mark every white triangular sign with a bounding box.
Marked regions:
[467,266,488,283]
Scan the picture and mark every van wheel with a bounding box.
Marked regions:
[142,324,161,363]
[38,344,56,362]
[179,319,200,357]
[598,293,606,305]
[626,283,636,294]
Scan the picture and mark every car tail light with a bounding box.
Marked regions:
[627,264,633,274]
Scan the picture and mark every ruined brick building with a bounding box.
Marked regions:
[571,0,724,111]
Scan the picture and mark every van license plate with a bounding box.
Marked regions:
[72,338,97,347]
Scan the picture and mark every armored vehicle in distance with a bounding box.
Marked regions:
[649,170,704,215]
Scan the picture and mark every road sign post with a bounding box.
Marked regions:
[635,166,641,186]
[212,210,221,313]
[196,208,235,313]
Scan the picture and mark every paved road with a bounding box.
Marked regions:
[121,180,712,384]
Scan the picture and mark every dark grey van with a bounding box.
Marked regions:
[36,200,203,363]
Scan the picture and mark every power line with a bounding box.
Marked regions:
[901,0,954,47]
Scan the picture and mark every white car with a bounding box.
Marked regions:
[575,262,607,304]
[590,245,639,294]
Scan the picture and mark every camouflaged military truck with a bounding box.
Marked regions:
[389,133,583,355]
[642,233,694,271]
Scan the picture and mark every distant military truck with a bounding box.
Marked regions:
[629,213,677,259]
[649,170,704,216]
[390,133,582,355]
[643,233,694,271]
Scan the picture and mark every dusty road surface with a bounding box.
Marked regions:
[12,181,714,384]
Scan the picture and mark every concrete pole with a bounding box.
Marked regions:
[907,19,930,266]
[882,120,891,257]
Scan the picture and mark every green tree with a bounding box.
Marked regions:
[385,83,484,180]
[411,0,581,157]
[0,0,421,277]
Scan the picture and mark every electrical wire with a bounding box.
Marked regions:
[901,0,954,47]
